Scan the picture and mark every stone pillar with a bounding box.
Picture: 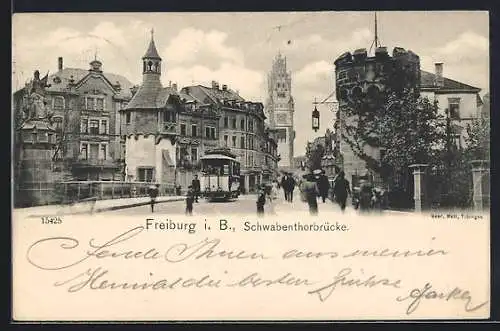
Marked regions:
[409,164,428,212]
[244,175,250,195]
[470,160,489,211]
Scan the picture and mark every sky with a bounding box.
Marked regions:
[12,11,489,156]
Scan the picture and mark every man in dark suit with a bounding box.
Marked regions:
[192,174,201,203]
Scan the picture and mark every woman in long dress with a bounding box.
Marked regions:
[267,180,279,214]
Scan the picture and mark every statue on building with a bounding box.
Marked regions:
[22,70,53,122]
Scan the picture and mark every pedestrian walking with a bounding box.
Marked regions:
[256,185,266,216]
[148,183,160,213]
[185,185,195,215]
[192,174,201,203]
[317,172,331,203]
[301,173,319,215]
[358,180,373,213]
[267,181,279,214]
[286,174,297,203]
[281,173,289,201]
[332,171,351,212]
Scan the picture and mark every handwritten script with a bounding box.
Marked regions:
[25,226,488,316]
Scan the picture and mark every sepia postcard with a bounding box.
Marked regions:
[11,11,491,321]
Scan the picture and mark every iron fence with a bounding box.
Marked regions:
[15,181,178,208]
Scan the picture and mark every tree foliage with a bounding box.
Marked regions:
[464,115,490,162]
[341,87,446,186]
[305,142,325,171]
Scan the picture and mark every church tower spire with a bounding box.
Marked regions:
[265,52,295,169]
[142,29,162,77]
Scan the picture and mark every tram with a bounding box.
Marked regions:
[200,148,241,201]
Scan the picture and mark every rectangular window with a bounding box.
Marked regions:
[138,167,154,182]
[210,127,216,139]
[205,127,210,139]
[86,97,95,110]
[53,97,64,110]
[232,136,237,147]
[96,98,104,111]
[180,124,186,136]
[240,136,245,149]
[338,71,347,80]
[448,98,461,120]
[81,118,88,133]
[249,120,254,131]
[191,148,198,162]
[89,144,99,159]
[224,135,228,146]
[89,120,99,135]
[53,116,63,131]
[240,119,245,130]
[163,111,174,122]
[80,143,88,160]
[100,144,107,160]
[39,132,49,143]
[100,120,108,135]
[126,113,131,124]
[231,118,237,129]
[191,124,197,137]
[224,117,228,128]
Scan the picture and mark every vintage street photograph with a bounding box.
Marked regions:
[12,11,490,218]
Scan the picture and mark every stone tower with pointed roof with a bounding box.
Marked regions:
[265,53,295,169]
[122,31,180,187]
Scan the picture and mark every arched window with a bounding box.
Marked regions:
[147,61,153,71]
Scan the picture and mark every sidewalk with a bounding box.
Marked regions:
[13,195,185,218]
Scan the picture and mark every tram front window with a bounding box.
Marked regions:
[202,159,230,175]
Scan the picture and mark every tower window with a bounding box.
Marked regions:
[147,61,153,71]
[137,167,155,182]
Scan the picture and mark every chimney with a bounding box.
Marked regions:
[172,83,177,92]
[222,84,228,91]
[435,62,444,87]
[211,80,219,89]
[58,57,63,71]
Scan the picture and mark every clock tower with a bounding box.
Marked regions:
[265,53,295,168]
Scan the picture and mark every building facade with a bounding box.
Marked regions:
[265,53,295,169]
[122,34,279,194]
[420,62,484,149]
[14,57,134,182]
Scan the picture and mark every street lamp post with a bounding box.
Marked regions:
[312,105,320,132]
